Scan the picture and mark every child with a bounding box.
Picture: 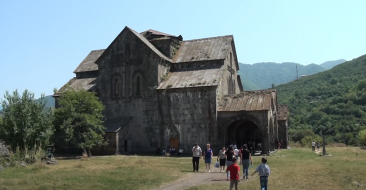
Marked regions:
[252,157,271,190]
[226,157,240,190]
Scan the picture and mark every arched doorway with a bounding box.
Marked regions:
[225,119,262,152]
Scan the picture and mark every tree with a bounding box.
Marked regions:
[0,90,54,151]
[358,129,366,146]
[54,88,106,157]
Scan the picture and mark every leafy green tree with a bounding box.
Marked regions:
[0,90,54,151]
[54,88,106,157]
[358,129,366,146]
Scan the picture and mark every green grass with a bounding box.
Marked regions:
[0,156,192,190]
[187,147,366,190]
[0,147,365,190]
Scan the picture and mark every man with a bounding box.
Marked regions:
[192,143,202,172]
[312,141,316,151]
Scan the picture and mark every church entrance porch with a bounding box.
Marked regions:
[225,119,262,153]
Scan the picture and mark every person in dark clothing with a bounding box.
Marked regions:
[240,144,252,180]
[225,146,235,180]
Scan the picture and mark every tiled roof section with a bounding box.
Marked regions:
[140,29,176,37]
[103,117,132,132]
[173,35,233,63]
[54,77,97,96]
[157,68,225,89]
[73,49,105,73]
[218,90,275,111]
[127,27,172,62]
[278,105,288,120]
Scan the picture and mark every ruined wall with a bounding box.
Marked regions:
[157,86,218,151]
[278,120,288,148]
[96,29,169,152]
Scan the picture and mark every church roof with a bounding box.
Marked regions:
[140,29,176,37]
[218,90,276,111]
[157,67,225,89]
[53,77,97,96]
[172,35,233,63]
[277,105,288,121]
[73,49,105,73]
[128,27,172,62]
[103,117,132,133]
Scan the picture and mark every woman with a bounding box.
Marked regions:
[203,144,213,172]
[217,146,226,172]
[225,146,234,180]
[240,144,252,180]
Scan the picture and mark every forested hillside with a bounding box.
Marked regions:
[276,55,366,145]
[238,60,345,90]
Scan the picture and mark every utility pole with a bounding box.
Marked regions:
[296,65,299,79]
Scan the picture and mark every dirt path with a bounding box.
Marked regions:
[152,166,230,190]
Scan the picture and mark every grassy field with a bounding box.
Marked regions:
[0,147,365,190]
[188,147,366,190]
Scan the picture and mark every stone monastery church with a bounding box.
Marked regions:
[54,26,288,154]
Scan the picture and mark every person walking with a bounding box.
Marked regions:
[317,142,320,151]
[217,146,226,172]
[225,146,235,180]
[192,143,202,172]
[240,144,252,180]
[312,141,316,151]
[252,157,271,190]
[226,157,240,190]
[203,144,213,172]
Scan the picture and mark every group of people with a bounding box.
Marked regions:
[160,147,184,156]
[312,141,321,151]
[192,143,271,190]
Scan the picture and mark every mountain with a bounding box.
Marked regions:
[238,62,326,90]
[0,95,54,111]
[320,59,346,70]
[275,54,366,145]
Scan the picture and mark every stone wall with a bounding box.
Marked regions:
[96,29,170,152]
[157,86,218,151]
[278,120,288,148]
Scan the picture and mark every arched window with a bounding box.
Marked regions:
[111,73,122,98]
[132,71,144,97]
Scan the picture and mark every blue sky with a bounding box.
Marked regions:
[1,0,366,98]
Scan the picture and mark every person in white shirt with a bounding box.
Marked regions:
[234,146,239,158]
[192,143,202,172]
[312,141,316,151]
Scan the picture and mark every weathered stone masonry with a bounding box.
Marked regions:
[54,27,288,154]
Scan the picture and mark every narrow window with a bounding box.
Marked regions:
[136,76,140,96]
[230,52,232,68]
[115,79,119,96]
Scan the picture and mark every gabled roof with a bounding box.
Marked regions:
[53,77,97,96]
[157,67,225,89]
[73,49,105,73]
[218,90,276,112]
[103,117,132,132]
[172,35,233,63]
[95,26,172,64]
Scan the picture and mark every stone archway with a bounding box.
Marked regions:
[222,116,269,154]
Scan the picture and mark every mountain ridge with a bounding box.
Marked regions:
[238,59,346,90]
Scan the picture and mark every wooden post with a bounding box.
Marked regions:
[322,135,326,156]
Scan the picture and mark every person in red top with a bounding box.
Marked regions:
[226,157,240,190]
